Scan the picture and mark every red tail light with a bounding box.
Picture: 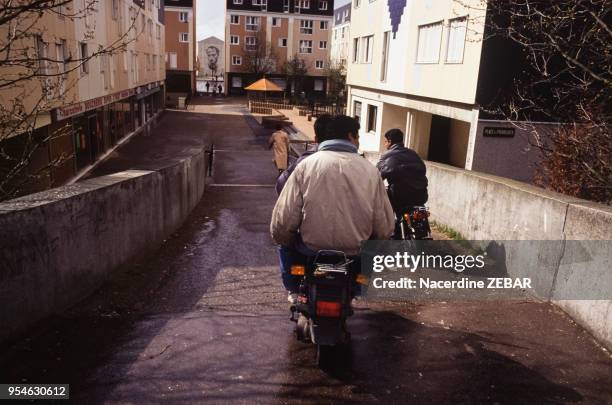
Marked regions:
[316,300,341,317]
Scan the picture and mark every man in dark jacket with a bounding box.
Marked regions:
[377,128,428,214]
[275,114,333,194]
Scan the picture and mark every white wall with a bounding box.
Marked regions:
[347,0,487,105]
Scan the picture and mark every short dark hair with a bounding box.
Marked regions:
[275,123,284,131]
[328,115,360,141]
[384,128,404,145]
[313,114,333,142]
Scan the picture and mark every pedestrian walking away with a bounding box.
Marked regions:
[268,124,290,174]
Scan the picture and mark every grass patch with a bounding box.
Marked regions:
[431,221,466,240]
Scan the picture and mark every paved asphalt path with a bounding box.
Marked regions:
[0,99,610,404]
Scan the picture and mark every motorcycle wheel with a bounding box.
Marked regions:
[316,343,352,371]
[316,344,335,369]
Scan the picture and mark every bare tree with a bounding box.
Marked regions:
[0,0,142,201]
[462,0,611,203]
[282,54,309,97]
[243,29,276,78]
[325,58,346,104]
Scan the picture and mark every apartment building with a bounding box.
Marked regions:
[0,0,166,197]
[347,0,550,183]
[164,0,197,95]
[225,0,334,96]
[330,2,351,69]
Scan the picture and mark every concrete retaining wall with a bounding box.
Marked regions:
[426,161,612,350]
[0,148,207,344]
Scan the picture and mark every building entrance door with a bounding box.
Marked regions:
[428,115,451,164]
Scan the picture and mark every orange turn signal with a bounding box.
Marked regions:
[290,265,305,276]
[356,274,369,286]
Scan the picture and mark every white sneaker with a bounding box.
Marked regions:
[287,293,298,304]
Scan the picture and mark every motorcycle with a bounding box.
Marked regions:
[395,206,433,240]
[288,250,364,369]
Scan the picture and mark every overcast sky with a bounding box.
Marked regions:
[196,0,352,43]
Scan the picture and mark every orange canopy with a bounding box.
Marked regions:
[244,78,283,92]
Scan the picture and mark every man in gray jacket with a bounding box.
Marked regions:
[271,116,394,300]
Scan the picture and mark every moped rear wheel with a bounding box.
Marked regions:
[316,344,335,369]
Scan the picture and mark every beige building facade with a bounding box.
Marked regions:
[225,0,334,96]
[164,0,197,94]
[347,0,486,170]
[330,2,351,69]
[0,0,166,197]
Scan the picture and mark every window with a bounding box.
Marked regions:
[297,0,310,8]
[156,24,161,39]
[253,0,267,5]
[352,38,359,62]
[79,42,88,73]
[300,20,313,34]
[341,26,346,38]
[109,54,115,89]
[232,76,243,87]
[55,3,65,18]
[230,35,240,45]
[354,0,361,7]
[132,51,139,81]
[148,19,153,42]
[112,0,119,20]
[367,105,377,133]
[230,15,239,24]
[179,11,188,22]
[315,60,324,69]
[362,35,373,63]
[245,36,257,50]
[319,40,327,49]
[272,17,280,27]
[279,37,288,47]
[299,40,313,53]
[446,17,467,63]
[55,41,67,93]
[232,55,242,65]
[179,32,188,42]
[168,52,177,68]
[319,1,328,10]
[320,21,328,30]
[283,0,290,12]
[233,0,243,3]
[56,40,67,74]
[416,21,443,63]
[334,29,338,40]
[36,36,48,74]
[314,79,324,91]
[353,100,362,123]
[380,31,390,81]
[246,16,259,31]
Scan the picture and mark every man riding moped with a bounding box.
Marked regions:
[376,129,429,239]
[271,116,394,302]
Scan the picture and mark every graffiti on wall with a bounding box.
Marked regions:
[388,0,407,38]
[198,37,225,80]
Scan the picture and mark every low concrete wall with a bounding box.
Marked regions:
[426,161,612,350]
[0,148,207,344]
